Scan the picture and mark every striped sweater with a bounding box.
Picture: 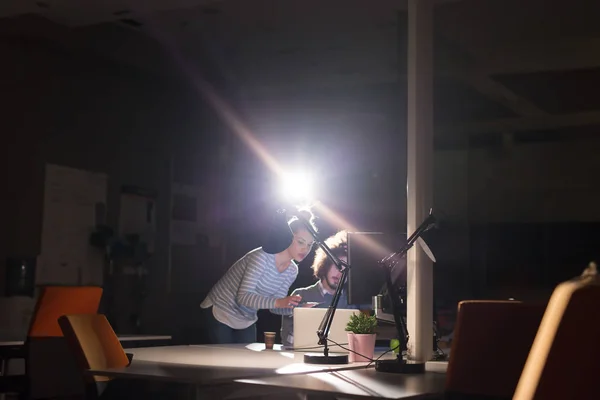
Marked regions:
[200,247,297,329]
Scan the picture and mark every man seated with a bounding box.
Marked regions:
[281,230,358,348]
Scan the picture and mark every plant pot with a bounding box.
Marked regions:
[347,333,376,362]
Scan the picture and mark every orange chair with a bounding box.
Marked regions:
[444,300,546,400]
[27,285,104,399]
[1,285,103,399]
[58,314,131,399]
[514,265,600,400]
[28,285,104,337]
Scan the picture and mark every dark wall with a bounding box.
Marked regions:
[471,222,600,294]
[0,32,221,334]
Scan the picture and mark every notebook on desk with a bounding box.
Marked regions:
[292,308,360,351]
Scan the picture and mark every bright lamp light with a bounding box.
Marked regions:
[280,171,314,204]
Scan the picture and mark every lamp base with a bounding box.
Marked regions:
[375,358,426,374]
[304,353,349,364]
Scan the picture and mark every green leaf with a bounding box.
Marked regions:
[345,312,377,334]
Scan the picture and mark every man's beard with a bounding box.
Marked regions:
[326,278,339,291]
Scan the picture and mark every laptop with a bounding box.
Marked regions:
[292,308,360,351]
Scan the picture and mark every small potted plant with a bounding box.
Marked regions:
[345,312,377,362]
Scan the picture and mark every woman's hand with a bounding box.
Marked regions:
[275,295,302,308]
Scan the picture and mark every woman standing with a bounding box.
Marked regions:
[200,209,317,344]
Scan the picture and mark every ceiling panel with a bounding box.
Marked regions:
[437,0,600,55]
[434,78,518,123]
[493,68,600,115]
[3,0,600,141]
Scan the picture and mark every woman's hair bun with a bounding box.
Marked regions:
[296,208,315,223]
[288,206,318,233]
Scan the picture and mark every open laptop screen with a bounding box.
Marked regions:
[292,308,360,351]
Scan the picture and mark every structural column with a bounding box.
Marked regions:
[406,0,434,363]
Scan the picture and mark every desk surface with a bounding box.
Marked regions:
[88,344,447,399]
[114,334,172,342]
[236,366,447,399]
[0,340,23,347]
[0,334,171,347]
[87,344,379,386]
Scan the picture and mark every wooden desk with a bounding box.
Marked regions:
[87,344,448,399]
[0,334,172,348]
[0,341,22,348]
[88,344,373,385]
[0,335,172,399]
[0,335,172,376]
[116,334,172,342]
[236,365,447,399]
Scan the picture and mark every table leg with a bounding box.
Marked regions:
[0,358,6,400]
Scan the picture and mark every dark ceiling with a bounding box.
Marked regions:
[2,0,600,150]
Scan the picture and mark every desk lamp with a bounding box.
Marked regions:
[291,212,353,364]
[374,210,437,374]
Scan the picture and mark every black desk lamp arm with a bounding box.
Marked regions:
[379,211,437,357]
[296,217,350,356]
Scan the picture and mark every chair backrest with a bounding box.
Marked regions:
[445,300,546,399]
[513,273,600,400]
[28,286,103,337]
[24,287,102,399]
[58,314,129,383]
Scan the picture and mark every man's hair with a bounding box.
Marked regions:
[312,230,348,280]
